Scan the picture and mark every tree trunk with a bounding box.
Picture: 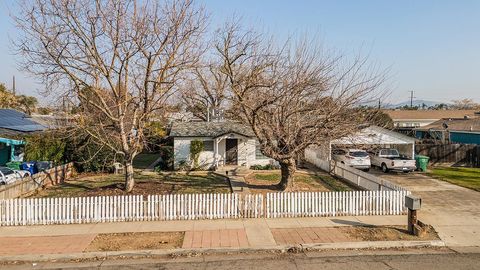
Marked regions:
[124,160,135,192]
[278,158,296,191]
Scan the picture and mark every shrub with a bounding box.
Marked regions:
[250,164,281,170]
[63,133,120,173]
[190,140,204,169]
[23,132,67,165]
[154,145,174,171]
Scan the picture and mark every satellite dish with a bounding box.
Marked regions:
[442,122,448,129]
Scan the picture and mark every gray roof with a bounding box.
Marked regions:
[170,121,255,138]
[416,118,480,133]
[0,109,46,133]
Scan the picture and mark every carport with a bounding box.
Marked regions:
[329,125,416,160]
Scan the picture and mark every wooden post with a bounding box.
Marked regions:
[408,208,417,234]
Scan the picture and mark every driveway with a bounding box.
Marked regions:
[369,168,480,247]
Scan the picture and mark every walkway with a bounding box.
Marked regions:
[214,167,251,194]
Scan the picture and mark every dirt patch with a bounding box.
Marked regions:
[244,171,353,195]
[342,225,440,241]
[85,232,184,252]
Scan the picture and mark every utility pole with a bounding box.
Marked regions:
[409,91,415,108]
[12,76,16,95]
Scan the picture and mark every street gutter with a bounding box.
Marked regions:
[0,239,445,263]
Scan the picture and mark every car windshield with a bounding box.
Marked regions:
[349,151,369,157]
[380,149,399,156]
[0,167,14,175]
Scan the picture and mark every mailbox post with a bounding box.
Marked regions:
[405,194,421,234]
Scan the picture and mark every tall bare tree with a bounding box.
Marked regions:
[181,64,229,121]
[15,0,207,191]
[215,23,386,190]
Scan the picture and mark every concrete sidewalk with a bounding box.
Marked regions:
[0,215,405,238]
[0,215,406,256]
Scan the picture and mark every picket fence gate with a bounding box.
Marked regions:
[0,191,408,226]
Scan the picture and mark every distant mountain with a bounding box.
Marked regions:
[386,99,451,109]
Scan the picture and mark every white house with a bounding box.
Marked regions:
[170,121,275,170]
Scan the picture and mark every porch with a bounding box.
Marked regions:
[213,132,253,169]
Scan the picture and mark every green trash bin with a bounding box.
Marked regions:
[415,155,429,172]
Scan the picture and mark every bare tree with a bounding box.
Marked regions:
[15,0,207,191]
[215,23,386,190]
[181,64,229,121]
[451,98,480,110]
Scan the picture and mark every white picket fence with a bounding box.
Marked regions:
[266,190,410,218]
[0,191,408,226]
[0,193,263,226]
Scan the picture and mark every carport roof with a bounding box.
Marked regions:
[332,125,415,145]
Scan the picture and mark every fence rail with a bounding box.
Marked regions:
[331,162,408,191]
[0,191,408,226]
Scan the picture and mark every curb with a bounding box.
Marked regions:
[0,240,446,262]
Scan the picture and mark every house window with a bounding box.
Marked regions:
[203,140,214,151]
[255,141,268,159]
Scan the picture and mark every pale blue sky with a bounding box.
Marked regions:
[1,0,479,104]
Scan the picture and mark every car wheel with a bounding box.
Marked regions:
[381,163,389,173]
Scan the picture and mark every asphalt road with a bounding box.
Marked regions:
[4,249,480,270]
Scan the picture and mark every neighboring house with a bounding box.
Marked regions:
[0,109,46,165]
[415,117,480,145]
[384,110,479,135]
[169,121,275,170]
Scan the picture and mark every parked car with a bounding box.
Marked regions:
[0,166,31,185]
[369,148,416,173]
[332,149,371,171]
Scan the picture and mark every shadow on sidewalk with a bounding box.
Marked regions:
[330,219,370,227]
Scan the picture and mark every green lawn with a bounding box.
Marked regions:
[132,153,160,169]
[428,167,480,192]
[29,172,231,198]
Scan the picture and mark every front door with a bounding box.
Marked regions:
[225,139,238,165]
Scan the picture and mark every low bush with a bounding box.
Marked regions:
[250,164,281,170]
[154,145,174,171]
